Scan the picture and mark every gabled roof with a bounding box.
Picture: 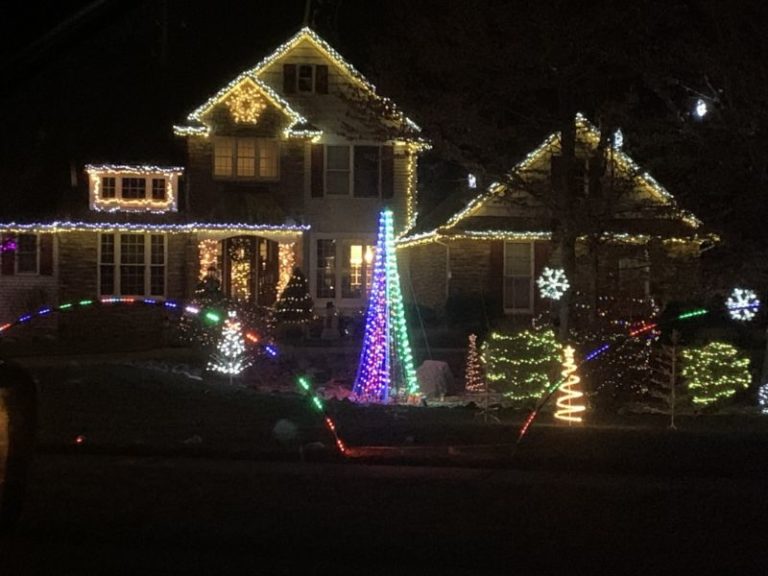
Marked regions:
[399,114,709,247]
[174,27,420,139]
[173,76,321,140]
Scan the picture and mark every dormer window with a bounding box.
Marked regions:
[86,165,182,213]
[283,64,328,95]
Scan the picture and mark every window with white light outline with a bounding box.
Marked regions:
[87,167,180,213]
[99,233,166,297]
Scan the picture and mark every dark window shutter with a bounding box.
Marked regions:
[1,234,15,275]
[39,234,53,276]
[315,65,328,94]
[381,145,394,199]
[283,64,297,94]
[311,144,324,197]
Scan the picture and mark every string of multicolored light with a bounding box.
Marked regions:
[0,297,275,357]
[515,298,762,444]
[0,296,346,454]
[296,376,347,454]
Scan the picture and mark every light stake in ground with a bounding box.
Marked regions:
[353,210,419,403]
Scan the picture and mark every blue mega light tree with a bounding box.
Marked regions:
[353,210,419,403]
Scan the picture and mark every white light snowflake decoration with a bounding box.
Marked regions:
[758,382,768,415]
[726,287,760,321]
[537,267,570,300]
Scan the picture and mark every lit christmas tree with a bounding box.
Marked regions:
[465,333,485,392]
[208,311,251,377]
[681,342,751,407]
[484,329,561,405]
[353,210,419,403]
[554,345,585,424]
[274,267,314,325]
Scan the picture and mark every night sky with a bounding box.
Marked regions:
[0,1,377,216]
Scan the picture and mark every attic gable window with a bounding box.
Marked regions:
[283,64,329,94]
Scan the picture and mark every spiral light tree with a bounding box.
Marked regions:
[554,345,586,424]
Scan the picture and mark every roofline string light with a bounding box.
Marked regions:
[174,27,423,140]
[396,229,718,250]
[0,221,309,236]
[424,114,701,238]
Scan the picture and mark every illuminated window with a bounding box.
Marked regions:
[342,242,375,299]
[214,138,234,176]
[214,138,279,179]
[259,140,279,178]
[236,139,256,176]
[99,234,165,297]
[503,242,533,313]
[16,234,38,274]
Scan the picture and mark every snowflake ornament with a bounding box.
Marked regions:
[726,288,760,321]
[537,267,570,300]
[758,382,768,415]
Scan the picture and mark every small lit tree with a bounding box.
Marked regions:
[464,333,485,393]
[208,311,251,378]
[274,267,314,326]
[681,342,751,408]
[483,329,561,405]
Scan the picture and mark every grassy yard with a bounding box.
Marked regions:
[7,354,766,480]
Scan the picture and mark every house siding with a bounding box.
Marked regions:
[53,232,192,351]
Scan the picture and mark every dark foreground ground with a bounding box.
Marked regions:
[2,452,766,575]
[2,357,767,574]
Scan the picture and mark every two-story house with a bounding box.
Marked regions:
[0,27,426,343]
